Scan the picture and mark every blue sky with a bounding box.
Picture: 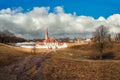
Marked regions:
[0,0,120,18]
[0,0,120,39]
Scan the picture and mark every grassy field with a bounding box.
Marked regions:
[0,43,120,80]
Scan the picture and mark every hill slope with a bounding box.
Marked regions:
[0,43,120,80]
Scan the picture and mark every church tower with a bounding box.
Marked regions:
[45,28,49,40]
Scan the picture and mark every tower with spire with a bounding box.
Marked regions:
[45,28,49,40]
[38,28,67,49]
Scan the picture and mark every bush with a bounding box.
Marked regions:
[89,52,115,60]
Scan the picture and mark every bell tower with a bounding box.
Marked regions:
[45,28,49,40]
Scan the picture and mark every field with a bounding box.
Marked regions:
[0,43,120,80]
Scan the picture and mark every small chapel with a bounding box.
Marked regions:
[44,28,57,43]
[38,28,64,49]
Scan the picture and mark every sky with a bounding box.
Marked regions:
[0,0,120,39]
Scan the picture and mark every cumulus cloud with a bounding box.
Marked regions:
[54,6,64,13]
[0,7,23,14]
[0,6,120,39]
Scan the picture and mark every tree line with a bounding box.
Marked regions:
[0,29,26,44]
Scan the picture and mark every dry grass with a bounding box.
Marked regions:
[60,42,120,60]
[0,43,120,80]
[0,43,47,66]
[0,43,23,66]
[37,55,120,80]
[12,46,48,54]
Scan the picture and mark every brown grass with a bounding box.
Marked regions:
[59,42,120,60]
[0,43,120,80]
[37,55,120,80]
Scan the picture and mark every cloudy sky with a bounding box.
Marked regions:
[0,0,120,39]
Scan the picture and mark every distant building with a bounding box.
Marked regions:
[74,38,93,44]
[38,28,67,49]
[16,28,67,49]
[44,28,57,43]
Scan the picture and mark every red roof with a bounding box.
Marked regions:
[44,38,57,42]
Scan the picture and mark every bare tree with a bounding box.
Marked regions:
[93,25,109,59]
[115,33,120,42]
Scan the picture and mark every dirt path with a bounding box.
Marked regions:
[9,52,52,80]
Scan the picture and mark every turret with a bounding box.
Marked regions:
[45,28,49,40]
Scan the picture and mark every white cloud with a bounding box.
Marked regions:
[0,7,23,14]
[0,6,120,39]
[98,16,106,21]
[54,6,64,13]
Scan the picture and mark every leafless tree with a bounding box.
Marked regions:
[115,33,120,42]
[93,25,109,59]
